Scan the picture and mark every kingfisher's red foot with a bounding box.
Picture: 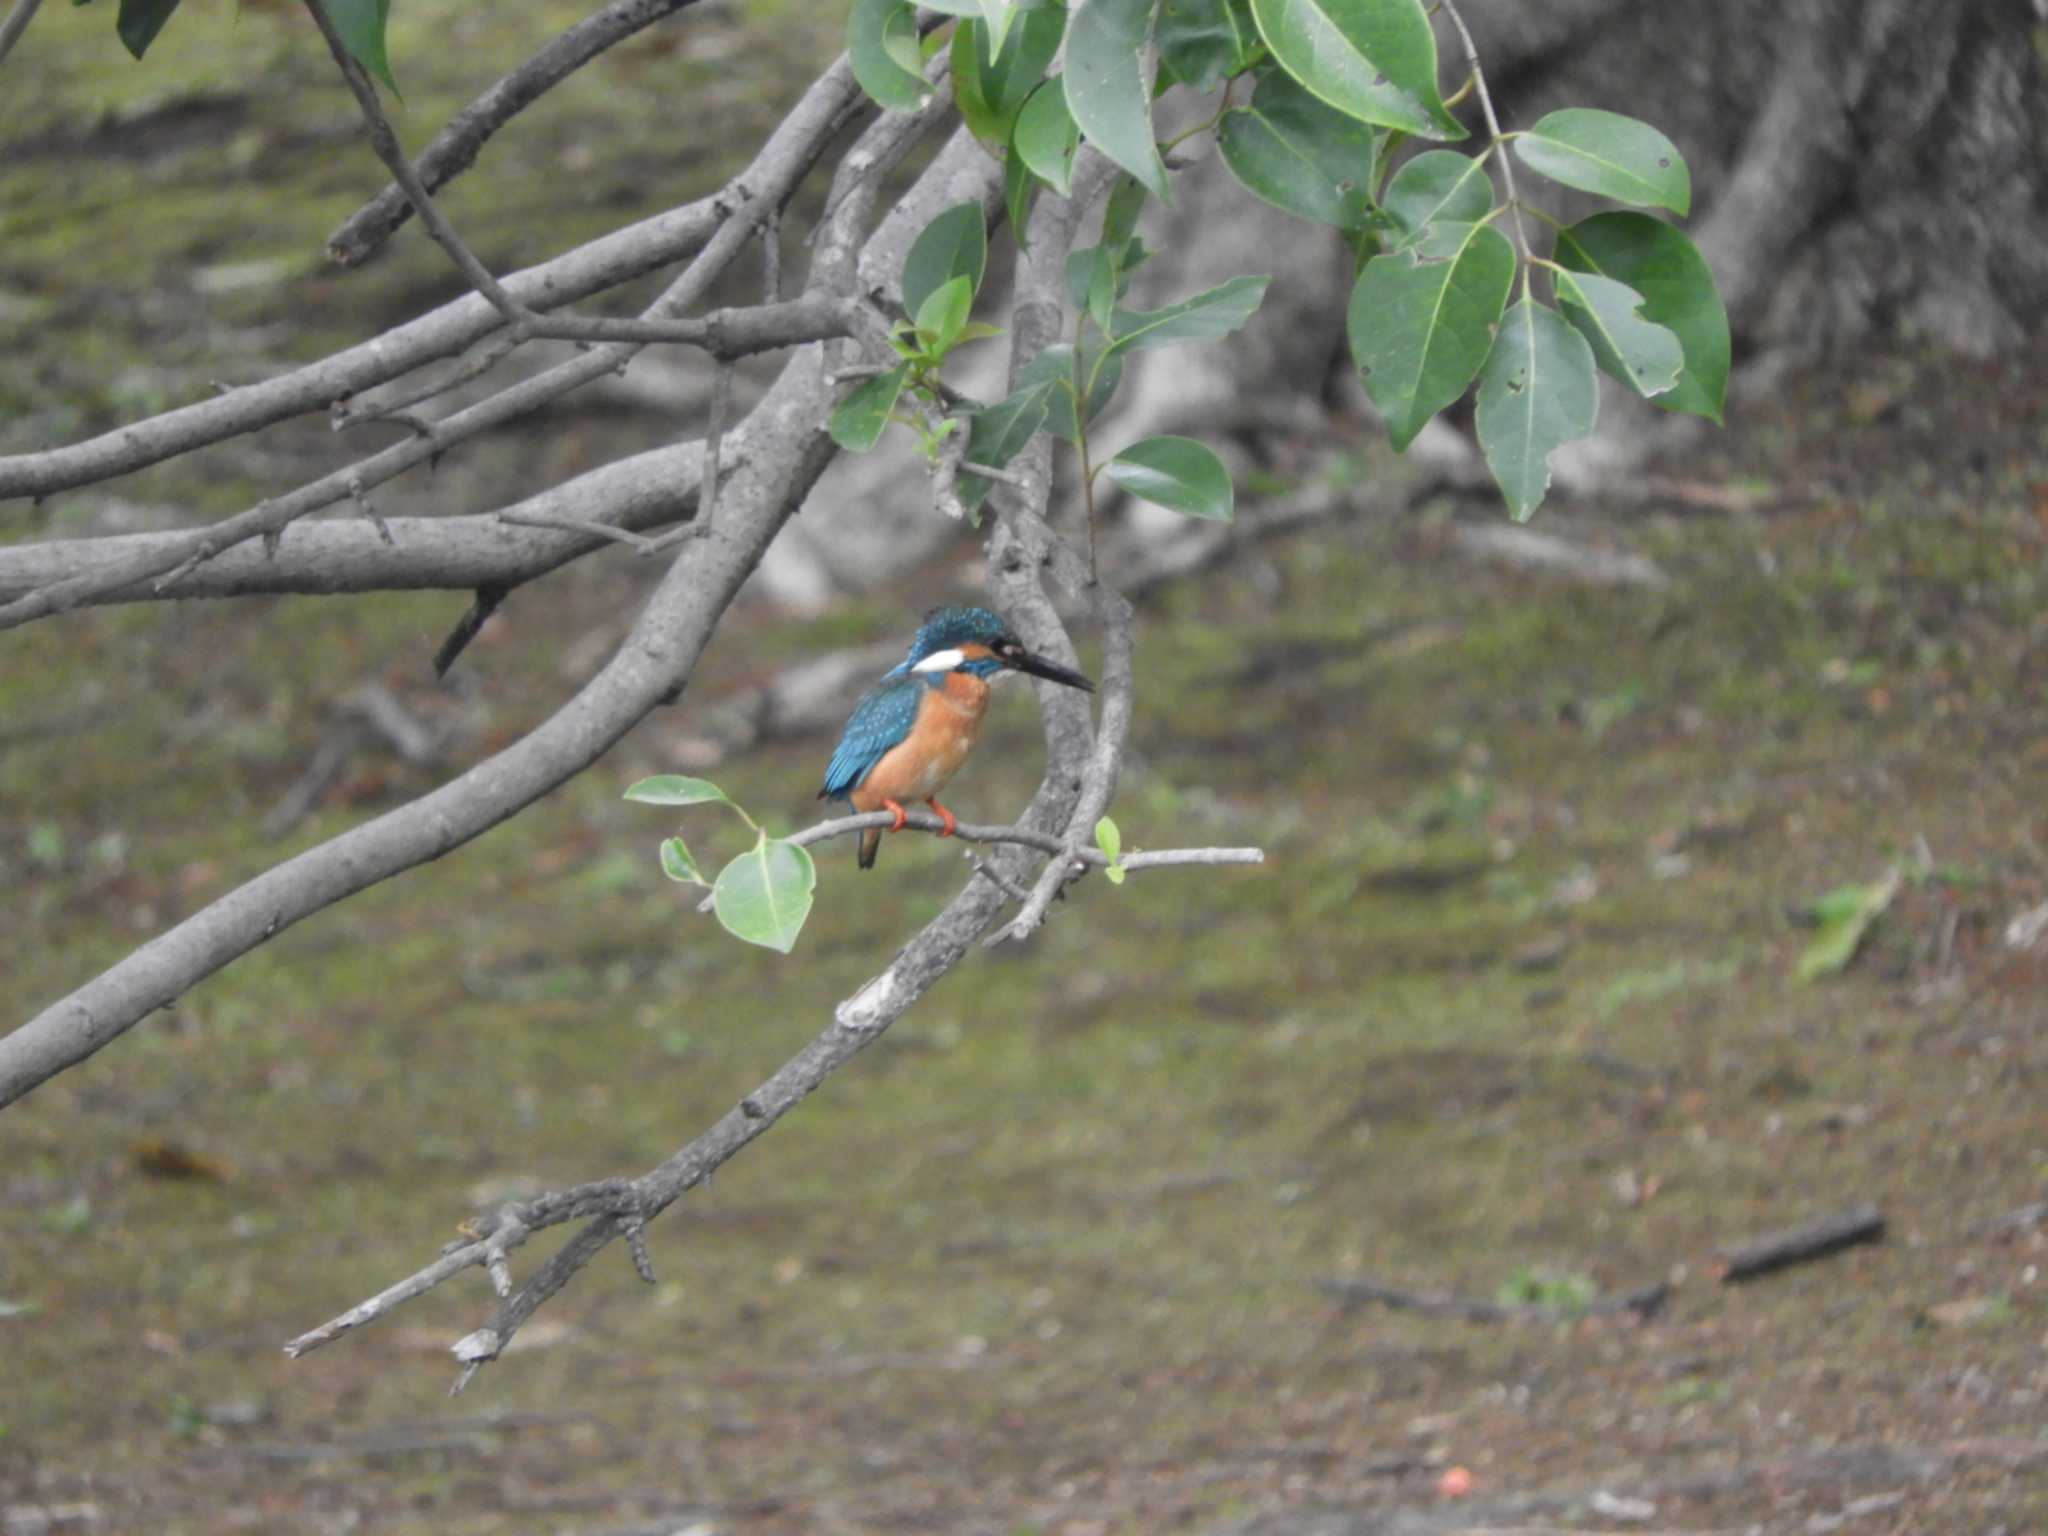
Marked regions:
[881,798,909,833]
[926,799,958,838]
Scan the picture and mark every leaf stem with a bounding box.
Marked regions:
[1436,0,1534,269]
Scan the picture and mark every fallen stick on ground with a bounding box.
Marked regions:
[1713,1202,1886,1282]
[1315,1276,1669,1323]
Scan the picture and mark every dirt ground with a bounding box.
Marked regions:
[4,6,2048,1534]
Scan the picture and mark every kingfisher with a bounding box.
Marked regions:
[820,606,1095,868]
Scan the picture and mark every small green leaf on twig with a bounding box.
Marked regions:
[322,0,401,96]
[713,836,816,953]
[902,201,988,320]
[829,364,910,452]
[623,775,734,809]
[1796,868,1900,983]
[659,837,707,887]
[1095,816,1127,885]
[1104,436,1235,522]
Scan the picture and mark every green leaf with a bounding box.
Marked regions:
[849,0,933,112]
[1218,66,1381,230]
[1473,298,1598,521]
[902,201,988,320]
[1044,348,1122,443]
[1554,211,1728,422]
[1552,268,1683,400]
[1381,149,1493,242]
[1513,108,1690,216]
[321,0,398,95]
[1104,435,1235,521]
[1247,0,1465,140]
[1346,220,1513,450]
[713,836,816,954]
[981,0,1017,54]
[951,4,1062,143]
[659,836,707,886]
[915,273,975,352]
[1157,0,1261,90]
[828,364,909,452]
[1013,79,1081,196]
[1796,869,1900,983]
[116,0,181,58]
[623,775,733,808]
[1063,0,1171,201]
[1095,816,1127,884]
[1107,273,1272,355]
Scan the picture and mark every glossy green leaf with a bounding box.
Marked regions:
[623,775,733,808]
[915,274,974,351]
[952,4,1063,143]
[659,837,707,886]
[321,0,398,94]
[1247,0,1464,140]
[1157,0,1261,90]
[1474,298,1598,520]
[1104,435,1235,521]
[1347,221,1513,449]
[1513,109,1690,215]
[1218,66,1380,229]
[902,201,988,320]
[849,0,933,112]
[115,0,182,58]
[828,364,909,452]
[1013,79,1081,195]
[1553,211,1728,422]
[1063,0,1170,200]
[1381,148,1493,242]
[713,836,816,954]
[1552,268,1683,400]
[1107,273,1272,355]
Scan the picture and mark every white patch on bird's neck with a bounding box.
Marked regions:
[911,648,965,673]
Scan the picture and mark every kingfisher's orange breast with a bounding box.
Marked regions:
[851,672,991,810]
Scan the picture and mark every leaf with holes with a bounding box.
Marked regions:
[1219,67,1381,230]
[714,837,816,954]
[1474,298,1598,520]
[1513,109,1690,215]
[1552,269,1683,400]
[1554,211,1728,422]
[1105,436,1234,522]
[1247,0,1463,140]
[1380,149,1493,243]
[1347,221,1513,450]
[1064,0,1170,200]
[828,364,909,452]
[849,0,933,112]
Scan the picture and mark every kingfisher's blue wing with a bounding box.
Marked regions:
[820,677,921,799]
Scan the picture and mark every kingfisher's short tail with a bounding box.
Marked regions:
[857,824,882,869]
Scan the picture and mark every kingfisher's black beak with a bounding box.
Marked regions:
[1009,648,1095,692]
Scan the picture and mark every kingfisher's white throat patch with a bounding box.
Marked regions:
[912,648,965,673]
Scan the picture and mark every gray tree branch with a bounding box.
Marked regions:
[0,0,42,70]
[326,0,712,268]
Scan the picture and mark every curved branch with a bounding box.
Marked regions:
[0,59,866,505]
[0,0,43,71]
[328,0,712,268]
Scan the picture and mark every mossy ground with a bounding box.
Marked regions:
[4,9,2048,1534]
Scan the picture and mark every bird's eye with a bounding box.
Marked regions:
[994,638,1021,659]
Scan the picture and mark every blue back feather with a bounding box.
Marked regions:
[820,676,924,799]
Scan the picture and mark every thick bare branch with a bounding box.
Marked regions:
[327,0,711,267]
[0,60,866,504]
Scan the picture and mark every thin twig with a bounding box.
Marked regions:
[699,362,735,531]
[495,513,660,553]
[1713,1203,1886,1282]
[1436,0,1535,268]
[0,0,44,70]
[326,0,718,266]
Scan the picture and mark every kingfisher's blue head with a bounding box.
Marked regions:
[889,605,1095,691]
